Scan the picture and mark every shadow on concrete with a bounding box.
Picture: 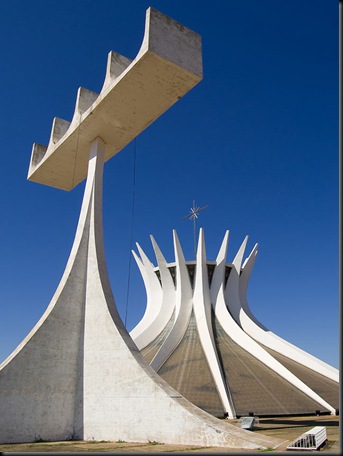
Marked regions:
[256,418,339,431]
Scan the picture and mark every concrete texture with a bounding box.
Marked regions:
[131,230,339,418]
[0,138,280,450]
[0,415,339,453]
[0,8,283,449]
[27,7,202,191]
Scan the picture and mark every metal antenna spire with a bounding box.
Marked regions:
[182,200,208,257]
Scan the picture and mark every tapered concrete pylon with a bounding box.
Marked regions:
[0,138,282,450]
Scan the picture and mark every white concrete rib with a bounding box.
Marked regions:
[209,230,238,417]
[149,235,176,334]
[150,230,193,371]
[238,245,339,382]
[129,243,163,349]
[193,229,236,418]
[129,236,176,350]
[132,228,338,417]
[222,234,336,414]
[3,138,283,448]
[4,6,288,448]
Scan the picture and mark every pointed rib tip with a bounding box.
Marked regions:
[243,243,259,269]
[173,230,185,259]
[150,234,161,253]
[215,230,230,263]
[196,228,206,262]
[249,243,258,257]
[135,243,154,268]
[150,234,159,256]
[172,229,179,242]
[132,244,140,258]
[239,235,249,250]
[132,249,143,265]
[136,242,144,254]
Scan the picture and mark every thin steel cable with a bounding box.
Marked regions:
[124,138,137,328]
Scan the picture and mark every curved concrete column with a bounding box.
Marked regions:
[149,235,176,332]
[224,235,248,324]
[11,6,286,448]
[213,234,294,416]
[129,243,163,348]
[239,245,339,382]
[221,237,336,414]
[217,279,336,414]
[240,244,268,330]
[150,234,176,301]
[210,230,229,304]
[1,138,284,449]
[193,229,235,418]
[130,236,176,350]
[150,230,193,371]
[209,230,237,417]
[173,230,193,318]
[0,141,103,443]
[133,227,338,419]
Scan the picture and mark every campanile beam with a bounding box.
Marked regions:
[27,7,202,191]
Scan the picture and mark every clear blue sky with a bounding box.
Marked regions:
[0,0,339,369]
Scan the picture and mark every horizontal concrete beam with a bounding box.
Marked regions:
[28,7,202,191]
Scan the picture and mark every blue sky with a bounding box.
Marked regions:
[0,0,339,369]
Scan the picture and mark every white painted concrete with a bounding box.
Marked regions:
[222,235,336,414]
[2,4,335,447]
[238,245,339,382]
[129,244,163,348]
[0,7,284,449]
[130,236,176,350]
[132,229,338,418]
[28,7,203,191]
[150,231,193,371]
[193,229,236,418]
[1,139,281,449]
